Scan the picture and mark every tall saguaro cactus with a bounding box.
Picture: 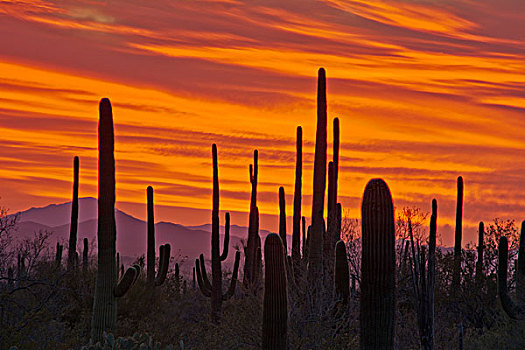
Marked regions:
[498,221,525,320]
[195,145,241,323]
[452,176,463,295]
[262,233,288,350]
[244,150,262,287]
[146,186,170,287]
[91,98,140,343]
[308,68,327,286]
[292,126,302,267]
[360,178,395,350]
[68,156,79,270]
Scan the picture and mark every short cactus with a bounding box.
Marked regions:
[360,178,395,350]
[262,233,288,350]
[334,240,349,305]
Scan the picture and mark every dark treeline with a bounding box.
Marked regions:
[0,69,524,349]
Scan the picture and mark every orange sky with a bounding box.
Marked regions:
[1,0,524,246]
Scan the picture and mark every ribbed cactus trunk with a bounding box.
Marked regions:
[292,126,302,267]
[452,176,463,296]
[68,156,79,270]
[475,221,484,284]
[308,68,327,288]
[244,150,261,287]
[83,238,89,271]
[360,178,395,350]
[334,240,349,305]
[279,187,287,253]
[262,234,288,350]
[91,98,118,343]
[211,144,223,323]
[147,186,155,286]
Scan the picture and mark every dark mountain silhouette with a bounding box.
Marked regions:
[11,197,274,271]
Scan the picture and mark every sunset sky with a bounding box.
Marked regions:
[1,0,524,246]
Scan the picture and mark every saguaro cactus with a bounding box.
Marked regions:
[292,126,302,267]
[476,221,484,284]
[498,221,525,319]
[91,98,140,343]
[360,178,395,350]
[279,187,287,253]
[262,233,288,350]
[308,68,327,286]
[68,156,79,270]
[195,145,241,323]
[412,199,437,350]
[146,186,171,287]
[82,238,89,271]
[56,242,63,267]
[334,240,349,305]
[452,176,463,295]
[244,150,262,287]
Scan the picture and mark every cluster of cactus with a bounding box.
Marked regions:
[195,144,241,323]
[81,332,176,350]
[90,98,142,343]
[146,186,171,288]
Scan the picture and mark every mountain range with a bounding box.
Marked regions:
[11,197,283,272]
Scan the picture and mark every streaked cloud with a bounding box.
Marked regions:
[0,0,524,246]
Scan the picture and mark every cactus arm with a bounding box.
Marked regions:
[498,236,525,320]
[155,244,170,286]
[220,213,230,261]
[223,251,241,300]
[114,265,139,297]
[199,254,213,292]
[195,258,211,297]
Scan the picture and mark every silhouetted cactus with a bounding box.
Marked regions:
[7,267,13,289]
[279,186,287,253]
[262,233,288,350]
[244,150,262,287]
[174,263,180,299]
[413,199,437,350]
[308,68,327,288]
[68,156,79,270]
[292,126,302,267]
[56,242,63,267]
[498,222,525,320]
[452,176,463,295]
[193,267,196,289]
[476,221,484,284]
[91,98,140,343]
[334,240,349,305]
[83,238,89,271]
[195,145,241,323]
[360,178,395,350]
[146,186,171,287]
